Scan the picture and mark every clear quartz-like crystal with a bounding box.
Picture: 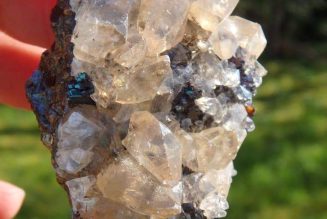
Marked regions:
[192,52,240,94]
[192,127,240,171]
[56,111,102,173]
[56,148,94,174]
[138,0,190,55]
[244,117,256,132]
[174,125,241,173]
[221,61,241,87]
[84,198,149,219]
[182,162,235,211]
[55,106,117,176]
[66,176,97,212]
[57,111,101,150]
[114,56,173,104]
[72,0,140,65]
[123,111,182,184]
[111,31,147,68]
[174,129,199,171]
[182,173,203,203]
[223,103,248,132]
[192,52,226,90]
[189,0,239,32]
[198,162,234,197]
[50,0,269,217]
[195,97,225,122]
[255,61,268,77]
[200,192,229,219]
[209,16,267,60]
[96,153,181,217]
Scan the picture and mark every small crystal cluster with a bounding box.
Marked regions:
[29,0,267,218]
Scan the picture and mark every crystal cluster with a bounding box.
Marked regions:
[27,0,267,218]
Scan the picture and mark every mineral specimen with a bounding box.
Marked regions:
[26,0,267,218]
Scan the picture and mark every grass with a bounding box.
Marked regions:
[229,60,327,219]
[0,59,326,218]
[0,108,71,219]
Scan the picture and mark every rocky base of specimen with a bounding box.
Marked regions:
[26,0,267,218]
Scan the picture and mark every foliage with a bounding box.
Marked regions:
[229,60,327,219]
[0,108,71,219]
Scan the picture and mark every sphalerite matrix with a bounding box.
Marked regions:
[26,0,267,218]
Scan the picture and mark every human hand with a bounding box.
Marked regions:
[0,181,25,219]
[0,0,57,109]
[0,1,56,218]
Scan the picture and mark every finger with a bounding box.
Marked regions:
[0,181,25,219]
[0,0,57,48]
[0,32,45,109]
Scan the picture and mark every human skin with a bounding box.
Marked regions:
[0,181,25,219]
[0,0,56,109]
[0,1,56,218]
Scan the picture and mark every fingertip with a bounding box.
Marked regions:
[0,181,25,219]
[0,0,57,48]
[0,32,44,109]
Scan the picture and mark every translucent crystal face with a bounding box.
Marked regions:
[209,16,267,60]
[53,0,268,218]
[189,0,239,32]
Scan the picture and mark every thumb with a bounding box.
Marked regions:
[0,181,25,219]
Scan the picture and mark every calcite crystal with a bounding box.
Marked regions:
[189,0,239,32]
[26,0,267,218]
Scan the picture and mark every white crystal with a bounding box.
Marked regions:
[123,111,182,184]
[56,148,94,174]
[57,112,102,150]
[114,56,172,104]
[174,129,199,171]
[70,58,116,108]
[66,176,97,212]
[195,97,224,122]
[223,103,248,132]
[182,173,203,203]
[72,0,140,65]
[199,162,234,198]
[221,61,241,87]
[138,0,190,55]
[182,163,235,206]
[84,198,148,219]
[243,117,255,132]
[69,0,83,13]
[193,127,240,171]
[63,1,268,217]
[78,55,171,107]
[192,52,225,91]
[197,40,210,52]
[192,53,240,94]
[253,74,263,87]
[209,16,267,60]
[174,125,241,173]
[200,192,229,219]
[255,61,268,77]
[189,0,239,32]
[195,97,222,116]
[56,111,104,173]
[111,31,147,68]
[113,104,146,124]
[91,77,114,108]
[233,86,253,101]
[96,153,181,217]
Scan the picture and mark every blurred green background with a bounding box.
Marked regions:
[0,0,326,218]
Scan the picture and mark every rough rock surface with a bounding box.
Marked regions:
[26,0,267,218]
